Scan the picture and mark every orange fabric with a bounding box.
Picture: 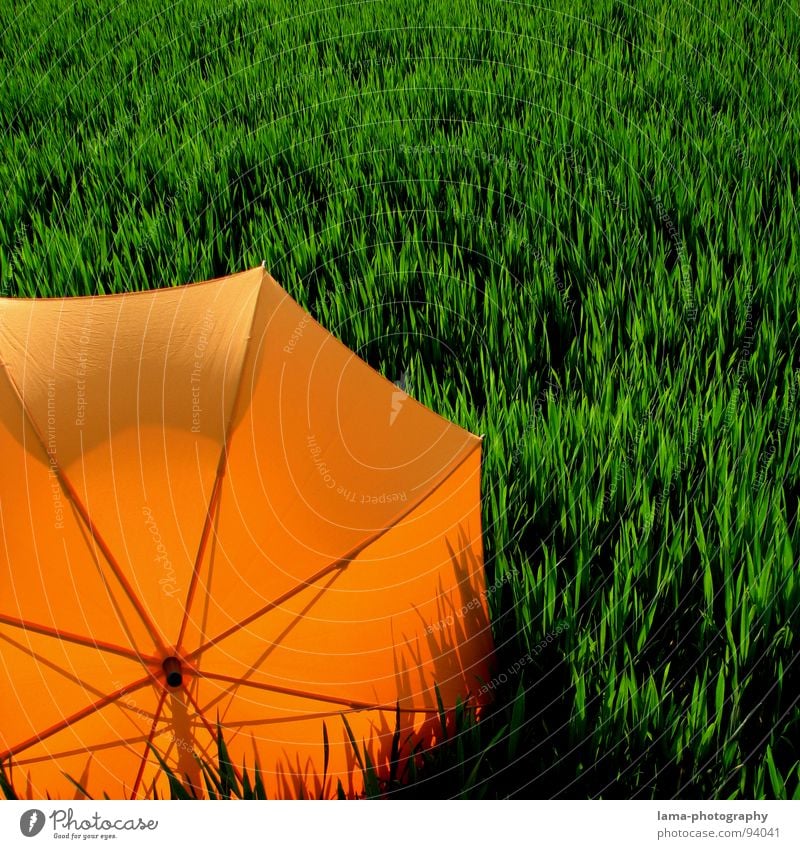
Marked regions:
[0,266,494,799]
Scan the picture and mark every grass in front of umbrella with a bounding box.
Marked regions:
[1,0,799,798]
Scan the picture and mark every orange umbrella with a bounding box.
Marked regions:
[0,266,494,799]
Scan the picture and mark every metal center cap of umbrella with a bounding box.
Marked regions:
[162,656,183,688]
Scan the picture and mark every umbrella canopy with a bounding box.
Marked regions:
[0,266,495,799]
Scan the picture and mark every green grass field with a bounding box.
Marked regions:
[1,0,798,798]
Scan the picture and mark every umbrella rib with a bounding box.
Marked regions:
[54,473,165,652]
[175,452,226,651]
[197,671,442,714]
[0,675,154,762]
[202,708,417,727]
[9,732,158,766]
[0,613,158,664]
[176,269,265,652]
[0,365,166,653]
[185,559,347,661]
[197,569,346,722]
[130,688,167,800]
[188,439,481,660]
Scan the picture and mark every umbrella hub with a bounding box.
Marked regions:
[162,656,183,688]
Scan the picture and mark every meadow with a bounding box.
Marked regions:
[0,0,798,798]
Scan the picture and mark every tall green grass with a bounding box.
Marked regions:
[1,0,798,798]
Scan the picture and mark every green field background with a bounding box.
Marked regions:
[1,0,798,798]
